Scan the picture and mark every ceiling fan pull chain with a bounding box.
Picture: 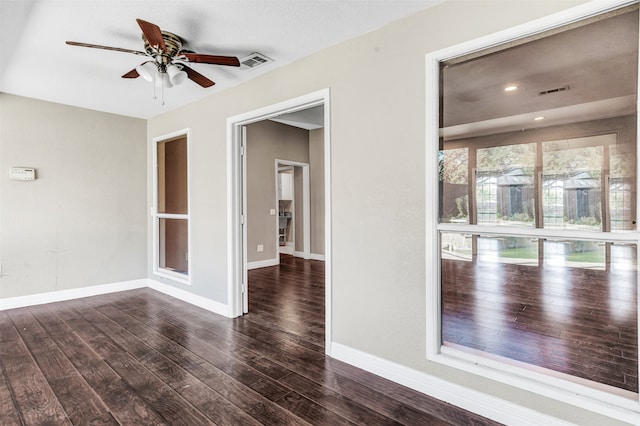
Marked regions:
[152,71,157,100]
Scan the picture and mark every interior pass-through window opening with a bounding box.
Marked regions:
[154,134,189,281]
[437,6,638,395]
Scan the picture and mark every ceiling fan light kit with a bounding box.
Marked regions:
[156,72,173,89]
[135,62,157,82]
[166,64,187,86]
[66,18,242,103]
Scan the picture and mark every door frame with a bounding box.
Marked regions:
[276,159,311,259]
[226,88,332,353]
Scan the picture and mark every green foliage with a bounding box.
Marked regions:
[497,247,539,259]
[567,250,605,263]
[476,143,536,172]
[575,216,600,227]
[610,147,635,178]
[509,212,533,223]
[543,144,603,178]
[440,148,468,184]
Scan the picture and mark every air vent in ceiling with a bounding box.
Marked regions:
[539,85,570,95]
[240,52,273,70]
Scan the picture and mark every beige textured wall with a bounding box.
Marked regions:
[0,94,147,298]
[144,1,633,424]
[245,120,309,263]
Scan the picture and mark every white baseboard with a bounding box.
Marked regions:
[279,242,294,255]
[293,251,325,261]
[147,279,229,317]
[1,278,231,318]
[330,342,574,426]
[247,258,279,270]
[309,253,325,261]
[0,279,148,311]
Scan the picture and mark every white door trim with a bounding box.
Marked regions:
[226,88,332,353]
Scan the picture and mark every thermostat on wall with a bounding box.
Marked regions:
[9,167,36,181]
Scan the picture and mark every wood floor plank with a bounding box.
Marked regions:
[0,254,501,426]
[102,292,301,388]
[104,299,295,402]
[283,364,454,426]
[73,299,262,426]
[325,358,499,426]
[29,303,170,425]
[2,310,71,425]
[0,360,22,426]
[81,297,317,426]
[11,308,114,425]
[279,372,412,426]
[54,301,214,426]
[442,257,638,393]
[274,391,358,426]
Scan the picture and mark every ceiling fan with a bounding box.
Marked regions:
[66,18,240,88]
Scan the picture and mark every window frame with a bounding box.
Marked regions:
[152,128,191,285]
[425,0,640,421]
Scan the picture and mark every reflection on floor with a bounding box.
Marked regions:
[442,257,638,394]
[1,264,500,425]
[248,254,501,424]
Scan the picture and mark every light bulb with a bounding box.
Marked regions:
[135,62,157,82]
[166,64,187,86]
[155,71,173,88]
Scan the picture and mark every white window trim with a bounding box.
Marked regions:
[425,1,640,423]
[152,128,191,285]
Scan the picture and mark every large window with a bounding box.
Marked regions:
[153,131,190,283]
[431,3,639,409]
[476,142,536,226]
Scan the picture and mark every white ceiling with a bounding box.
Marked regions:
[0,0,441,119]
[270,105,324,130]
[442,8,638,140]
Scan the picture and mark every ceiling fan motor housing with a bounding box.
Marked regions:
[143,30,183,64]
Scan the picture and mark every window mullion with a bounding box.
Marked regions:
[468,147,477,225]
[534,142,544,229]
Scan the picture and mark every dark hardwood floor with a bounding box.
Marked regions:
[0,255,499,425]
[443,257,638,394]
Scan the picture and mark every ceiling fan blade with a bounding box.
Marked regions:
[66,41,147,56]
[136,18,166,52]
[122,69,140,78]
[180,52,240,67]
[182,65,215,87]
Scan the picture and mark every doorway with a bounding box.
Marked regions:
[276,160,310,258]
[277,166,295,254]
[227,89,331,353]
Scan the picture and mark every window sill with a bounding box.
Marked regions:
[153,268,190,286]
[427,346,640,424]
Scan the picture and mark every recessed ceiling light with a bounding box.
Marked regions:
[504,85,518,92]
[534,116,545,121]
